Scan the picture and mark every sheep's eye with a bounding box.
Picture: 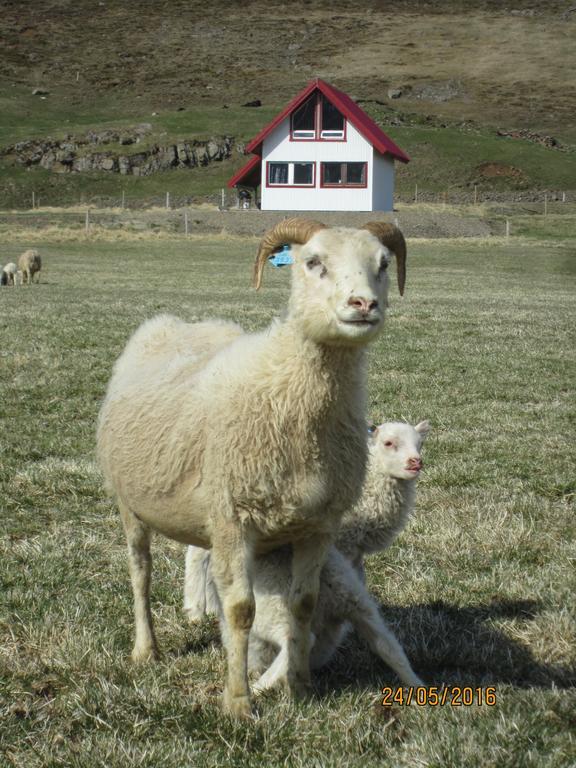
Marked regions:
[306,256,327,277]
[378,256,389,274]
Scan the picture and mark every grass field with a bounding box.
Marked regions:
[1,230,575,767]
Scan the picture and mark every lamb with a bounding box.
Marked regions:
[1,262,19,286]
[18,249,41,284]
[184,420,430,691]
[97,217,406,717]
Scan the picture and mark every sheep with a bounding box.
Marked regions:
[184,420,430,691]
[97,217,407,717]
[18,249,41,284]
[1,262,19,286]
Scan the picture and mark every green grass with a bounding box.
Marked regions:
[2,91,576,208]
[1,233,575,766]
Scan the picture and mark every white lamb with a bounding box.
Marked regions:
[1,262,19,286]
[97,217,407,717]
[185,420,430,691]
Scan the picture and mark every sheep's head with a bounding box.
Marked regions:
[368,421,430,480]
[254,218,407,346]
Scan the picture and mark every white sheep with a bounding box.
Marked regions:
[185,420,430,691]
[18,249,42,284]
[97,217,407,717]
[1,262,19,286]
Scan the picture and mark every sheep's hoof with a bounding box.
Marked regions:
[222,689,253,719]
[282,675,312,700]
[131,645,159,663]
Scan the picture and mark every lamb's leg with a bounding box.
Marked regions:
[119,502,158,662]
[183,545,220,621]
[253,644,289,693]
[210,523,255,718]
[286,534,332,696]
[336,558,423,687]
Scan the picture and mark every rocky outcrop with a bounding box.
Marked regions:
[1,126,235,176]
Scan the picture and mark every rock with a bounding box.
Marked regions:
[388,88,403,99]
[242,99,262,107]
[32,88,49,96]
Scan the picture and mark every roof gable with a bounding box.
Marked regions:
[245,78,409,163]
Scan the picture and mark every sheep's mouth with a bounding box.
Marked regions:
[338,315,381,328]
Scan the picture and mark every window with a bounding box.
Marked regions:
[268,163,289,185]
[321,162,367,187]
[291,96,316,139]
[291,94,346,141]
[321,99,345,139]
[293,163,314,185]
[267,161,315,187]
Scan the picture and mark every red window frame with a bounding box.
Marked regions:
[290,94,346,142]
[320,162,368,189]
[266,161,316,188]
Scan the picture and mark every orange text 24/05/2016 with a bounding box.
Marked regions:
[381,686,497,707]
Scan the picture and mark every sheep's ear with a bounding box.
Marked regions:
[415,420,430,439]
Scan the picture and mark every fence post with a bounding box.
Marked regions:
[121,190,125,209]
[85,209,90,235]
[544,194,548,216]
[474,185,478,205]
[505,219,510,238]
[32,191,35,209]
[562,191,566,203]
[166,192,170,210]
[414,183,418,204]
[184,210,189,235]
[221,188,225,210]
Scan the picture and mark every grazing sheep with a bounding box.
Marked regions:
[1,262,19,286]
[18,249,42,284]
[185,421,430,691]
[97,217,407,717]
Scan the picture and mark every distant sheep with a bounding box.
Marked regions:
[1,263,19,286]
[185,420,430,690]
[18,249,42,284]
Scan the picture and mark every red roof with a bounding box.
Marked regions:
[227,155,261,188]
[244,78,410,163]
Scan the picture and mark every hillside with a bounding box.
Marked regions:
[1,0,575,207]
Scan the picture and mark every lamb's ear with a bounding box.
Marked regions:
[415,420,430,439]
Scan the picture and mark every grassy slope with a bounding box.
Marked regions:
[2,104,576,209]
[1,0,576,207]
[0,231,574,766]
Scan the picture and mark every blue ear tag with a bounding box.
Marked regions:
[268,244,294,267]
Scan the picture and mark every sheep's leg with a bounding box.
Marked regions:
[119,502,158,662]
[253,644,289,693]
[339,564,423,687]
[286,534,332,697]
[183,546,220,621]
[211,524,255,718]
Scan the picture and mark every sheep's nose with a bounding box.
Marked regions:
[348,296,378,314]
[407,457,422,471]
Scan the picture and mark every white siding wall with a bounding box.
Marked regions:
[260,117,394,212]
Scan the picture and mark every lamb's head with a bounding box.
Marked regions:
[368,421,430,480]
[253,218,406,346]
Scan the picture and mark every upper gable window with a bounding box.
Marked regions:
[291,96,316,139]
[291,94,345,141]
[321,99,344,139]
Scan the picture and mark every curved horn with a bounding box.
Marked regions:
[253,217,327,290]
[361,222,407,296]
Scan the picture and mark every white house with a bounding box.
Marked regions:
[228,78,410,212]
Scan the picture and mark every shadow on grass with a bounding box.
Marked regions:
[312,597,576,695]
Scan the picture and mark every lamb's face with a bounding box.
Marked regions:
[368,421,430,480]
[289,228,391,346]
